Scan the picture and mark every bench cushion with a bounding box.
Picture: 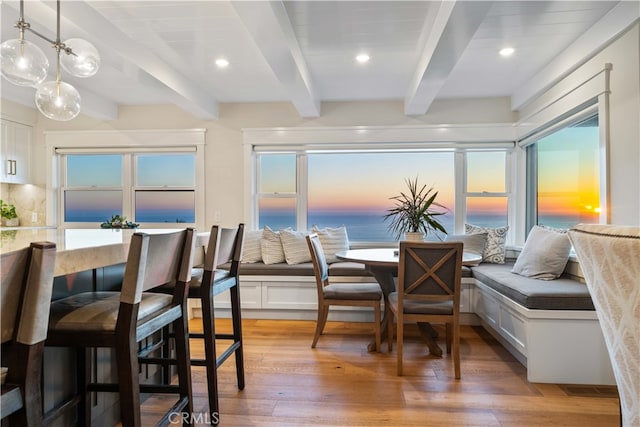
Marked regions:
[219,260,375,277]
[471,263,594,310]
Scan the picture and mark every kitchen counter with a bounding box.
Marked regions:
[0,228,198,276]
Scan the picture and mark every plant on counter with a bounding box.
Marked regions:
[100,214,139,229]
[383,176,448,241]
[0,199,19,226]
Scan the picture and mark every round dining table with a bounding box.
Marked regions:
[336,247,482,353]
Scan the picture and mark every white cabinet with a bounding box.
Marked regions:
[1,119,32,183]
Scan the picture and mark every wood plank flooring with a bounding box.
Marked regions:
[139,318,620,426]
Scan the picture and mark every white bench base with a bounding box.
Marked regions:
[473,280,615,385]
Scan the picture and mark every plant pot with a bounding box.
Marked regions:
[403,231,425,241]
[3,217,19,227]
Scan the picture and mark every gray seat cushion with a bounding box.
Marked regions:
[388,292,453,314]
[219,261,373,277]
[49,291,173,331]
[323,283,382,300]
[471,263,595,310]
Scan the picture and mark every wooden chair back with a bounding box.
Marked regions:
[306,233,330,291]
[397,241,463,311]
[1,241,56,425]
[120,228,196,305]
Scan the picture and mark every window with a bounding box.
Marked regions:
[62,152,196,226]
[256,149,510,242]
[527,114,600,230]
[465,151,508,228]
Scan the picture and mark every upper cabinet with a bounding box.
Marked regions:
[1,119,32,184]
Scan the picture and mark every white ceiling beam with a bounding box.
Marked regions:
[232,1,320,118]
[405,0,492,116]
[24,0,220,120]
[511,1,640,111]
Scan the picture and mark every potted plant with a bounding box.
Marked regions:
[383,176,448,241]
[0,199,19,227]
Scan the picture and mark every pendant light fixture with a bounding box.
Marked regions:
[1,0,100,121]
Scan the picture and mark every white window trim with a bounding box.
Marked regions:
[244,124,517,241]
[45,129,206,229]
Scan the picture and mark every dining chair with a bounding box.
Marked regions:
[387,241,463,376]
[44,229,196,427]
[305,233,383,351]
[568,224,640,427]
[1,241,57,427]
[151,223,245,424]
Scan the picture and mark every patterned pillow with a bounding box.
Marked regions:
[260,226,286,264]
[241,230,263,263]
[279,229,312,264]
[312,225,350,263]
[465,224,509,264]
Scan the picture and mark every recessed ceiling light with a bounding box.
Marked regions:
[215,58,229,68]
[499,47,515,57]
[356,53,370,63]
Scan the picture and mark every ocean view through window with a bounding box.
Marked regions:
[530,114,600,230]
[62,153,196,224]
[257,150,511,242]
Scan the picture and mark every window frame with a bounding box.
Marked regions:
[45,129,206,229]
[246,124,517,243]
[523,106,603,234]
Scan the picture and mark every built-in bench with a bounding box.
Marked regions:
[195,252,614,385]
[470,261,614,385]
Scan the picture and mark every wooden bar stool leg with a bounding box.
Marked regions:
[230,284,245,390]
[201,283,220,421]
[77,348,92,427]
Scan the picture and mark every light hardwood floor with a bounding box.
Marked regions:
[139,318,620,426]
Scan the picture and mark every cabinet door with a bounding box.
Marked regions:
[1,119,31,183]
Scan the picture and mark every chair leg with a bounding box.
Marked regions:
[453,320,460,380]
[77,348,92,426]
[229,283,245,390]
[396,317,404,376]
[311,304,329,348]
[373,303,381,353]
[115,331,142,427]
[386,307,394,352]
[445,322,452,355]
[201,284,220,420]
[173,312,194,420]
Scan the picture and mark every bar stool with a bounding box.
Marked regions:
[1,241,57,427]
[153,223,245,424]
[44,229,196,427]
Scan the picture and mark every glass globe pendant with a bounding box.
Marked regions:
[35,50,80,121]
[61,38,100,78]
[0,37,49,87]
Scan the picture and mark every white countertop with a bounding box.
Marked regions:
[0,228,204,277]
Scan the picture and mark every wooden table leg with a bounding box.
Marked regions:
[366,265,396,352]
[417,322,443,357]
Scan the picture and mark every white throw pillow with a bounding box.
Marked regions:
[261,226,286,264]
[280,229,311,264]
[445,232,488,265]
[312,225,350,263]
[512,225,572,280]
[241,230,263,263]
[465,224,509,264]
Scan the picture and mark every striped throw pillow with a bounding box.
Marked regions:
[261,226,286,264]
[242,230,263,263]
[280,229,311,264]
[312,225,350,263]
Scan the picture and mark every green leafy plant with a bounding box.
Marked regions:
[0,199,18,220]
[383,176,448,240]
[100,214,138,229]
